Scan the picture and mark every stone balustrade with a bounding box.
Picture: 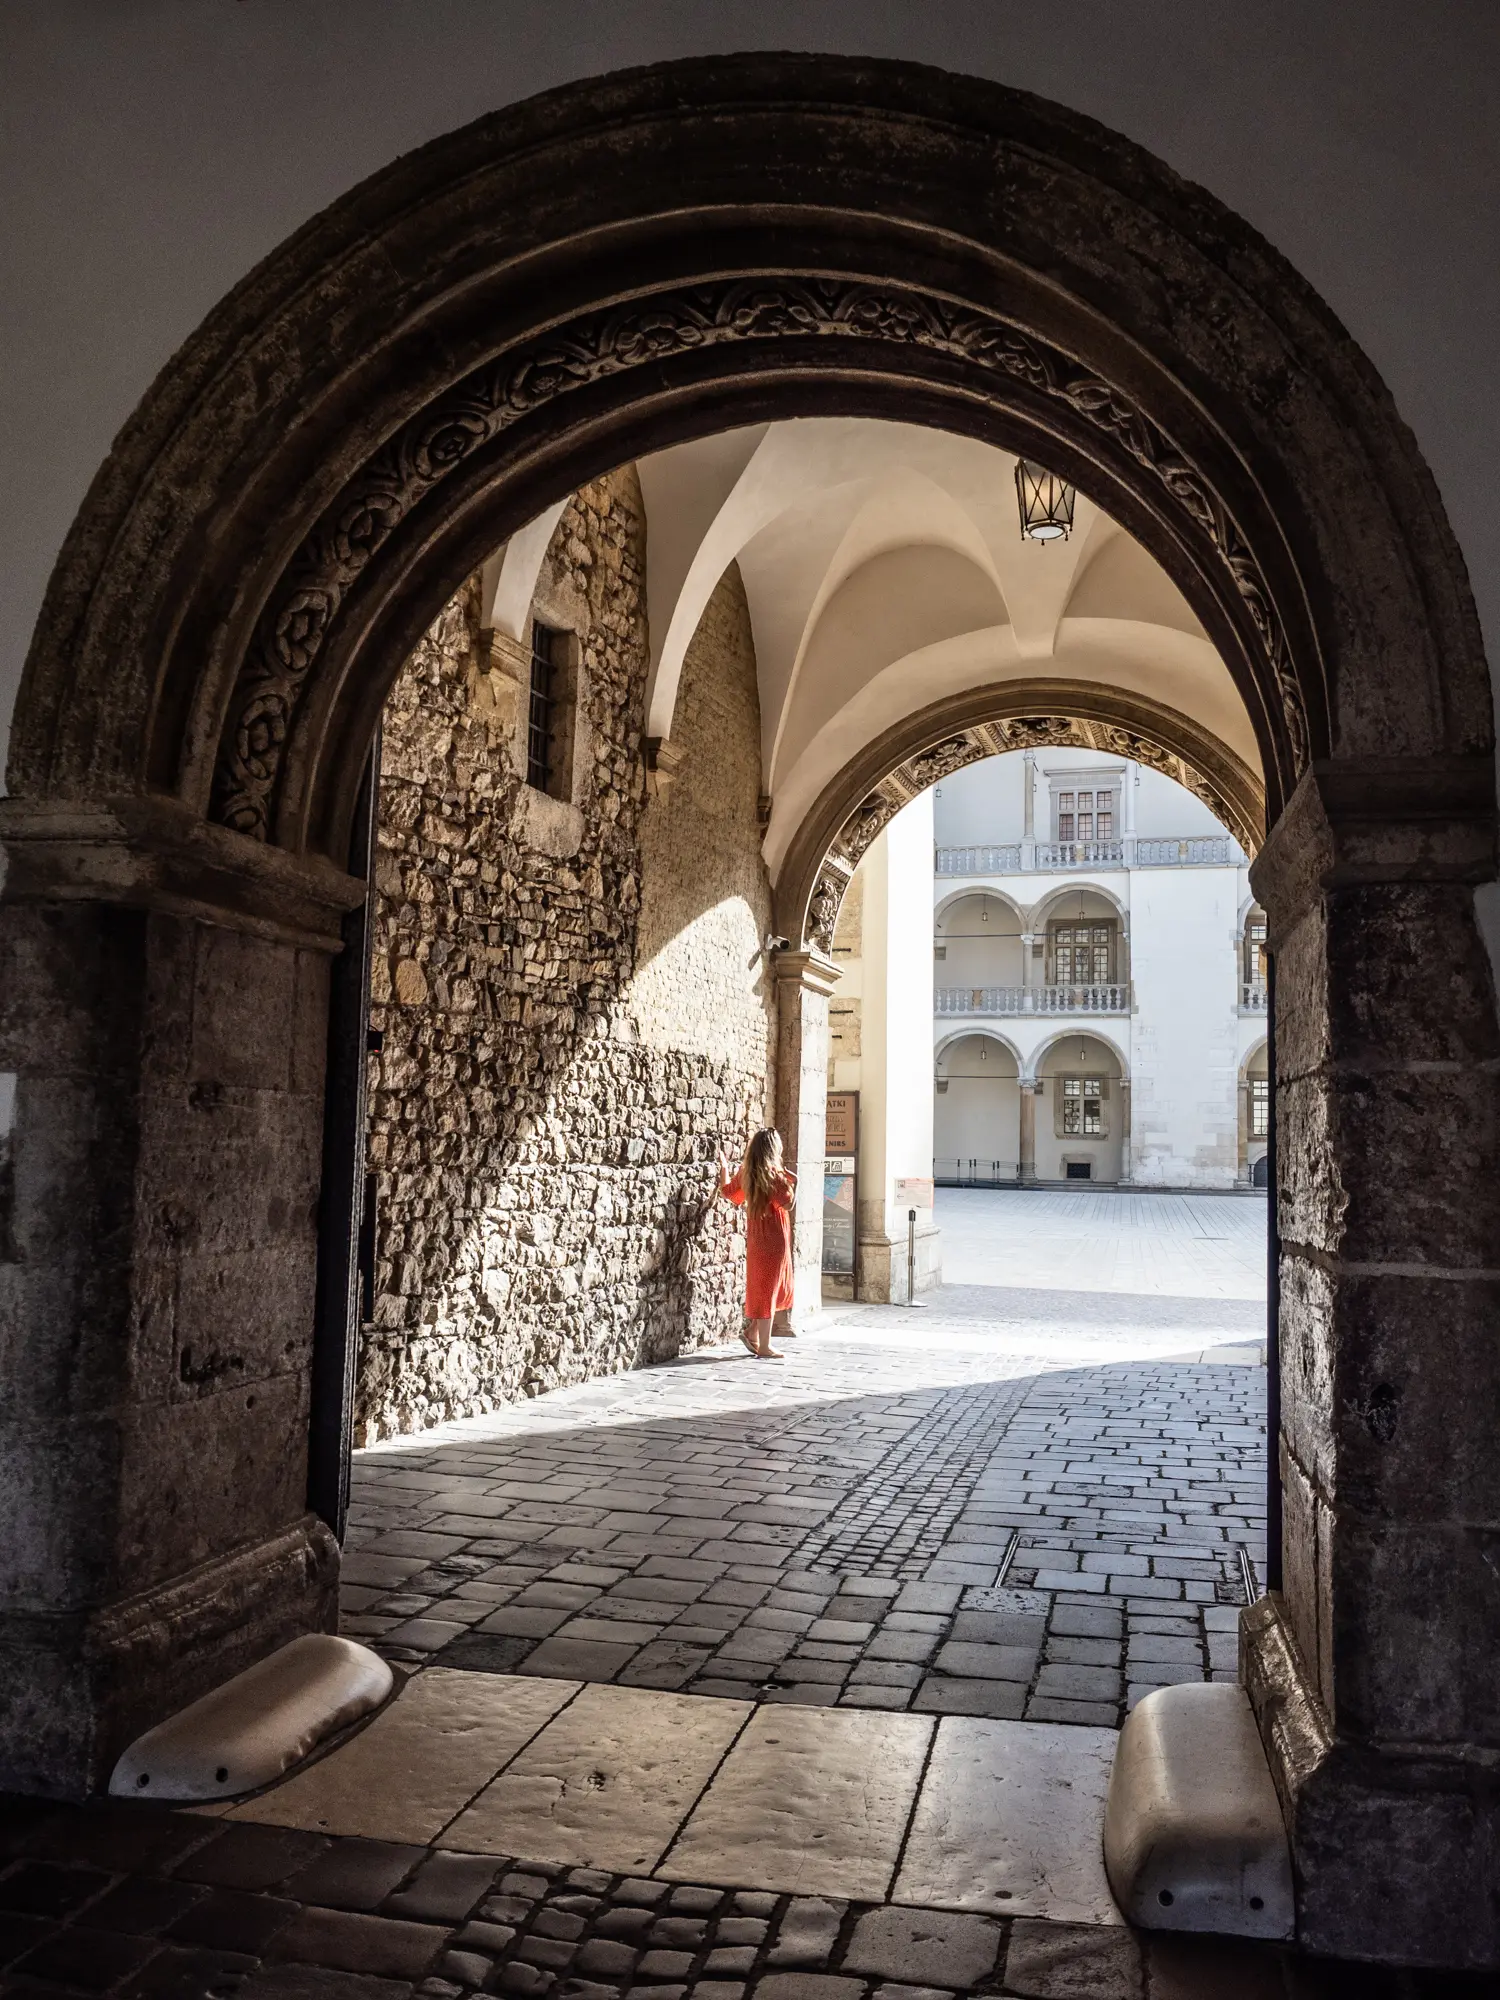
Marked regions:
[935,982,1132,1015]
[935,834,1243,875]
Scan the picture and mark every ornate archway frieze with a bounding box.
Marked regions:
[208,278,1310,845]
[791,693,1261,955]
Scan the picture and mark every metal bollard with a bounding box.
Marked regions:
[907,1207,916,1305]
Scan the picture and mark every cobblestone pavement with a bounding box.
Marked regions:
[341,1251,1267,1729]
[1,1790,1469,1999]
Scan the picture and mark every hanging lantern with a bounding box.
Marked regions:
[1014,460,1076,542]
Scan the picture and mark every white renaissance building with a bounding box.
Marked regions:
[932,747,1270,1189]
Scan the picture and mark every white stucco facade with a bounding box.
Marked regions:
[932,749,1269,1189]
[827,793,942,1300]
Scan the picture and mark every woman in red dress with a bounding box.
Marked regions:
[715,1127,797,1359]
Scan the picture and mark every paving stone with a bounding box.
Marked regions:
[577,1937,640,1975]
[536,1907,589,1939]
[912,1675,1027,1718]
[848,1659,924,1688]
[172,1823,330,1892]
[637,1948,695,1976]
[265,1906,449,1977]
[1044,1636,1121,1668]
[949,1610,1045,1646]
[616,1879,669,1906]
[667,1887,722,1914]
[521,1638,643,1679]
[1026,1696,1121,1726]
[440,1950,496,1986]
[755,1979,864,2000]
[165,1887,300,1953]
[805,1619,875,1644]
[892,1582,961,1615]
[1002,1917,1144,1997]
[498,1964,557,1995]
[385,1851,506,1921]
[479,1605,575,1636]
[716,1918,769,1944]
[516,1583,605,1610]
[843,1906,1003,1986]
[1034,1663,1122,1702]
[932,1641,1037,1682]
[705,1945,759,1973]
[863,1630,937,1664]
[765,1895,847,1967]
[773,1656,848,1684]
[521,1934,580,1969]
[731,1893,778,1917]
[454,1919,518,1951]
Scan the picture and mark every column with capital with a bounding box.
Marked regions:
[1021,747,1037,869]
[771,948,840,1325]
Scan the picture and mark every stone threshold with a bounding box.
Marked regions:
[198,1669,1121,1925]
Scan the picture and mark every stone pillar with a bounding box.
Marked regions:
[0,804,355,1796]
[1121,757,1137,865]
[772,947,840,1325]
[1020,747,1036,869]
[851,798,941,1303]
[1019,930,1035,992]
[1243,762,1500,1967]
[1018,1082,1037,1183]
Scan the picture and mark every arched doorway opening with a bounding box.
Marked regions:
[3,54,1496,1964]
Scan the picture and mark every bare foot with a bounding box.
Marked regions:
[758,1347,784,1360]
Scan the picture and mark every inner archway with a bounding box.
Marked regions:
[3,52,1496,1968]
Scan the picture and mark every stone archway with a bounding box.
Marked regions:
[775,680,1260,958]
[3,53,1497,1965]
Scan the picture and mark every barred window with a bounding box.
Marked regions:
[528,621,561,794]
[1061,1075,1105,1135]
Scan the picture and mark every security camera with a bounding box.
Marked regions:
[764,933,790,954]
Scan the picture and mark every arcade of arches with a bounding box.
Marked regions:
[2,56,1499,1972]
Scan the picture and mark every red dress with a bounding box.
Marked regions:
[726,1170,796,1319]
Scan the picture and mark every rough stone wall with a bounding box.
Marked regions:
[358,471,771,1440]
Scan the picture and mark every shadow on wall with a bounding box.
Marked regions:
[358,472,775,1442]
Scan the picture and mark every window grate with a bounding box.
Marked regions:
[528,622,559,793]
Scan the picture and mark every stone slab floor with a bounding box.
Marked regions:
[7,1193,1469,1994]
[339,1189,1271,1728]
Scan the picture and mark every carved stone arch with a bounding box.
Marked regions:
[10,52,1491,887]
[4,55,1499,1960]
[775,678,1261,954]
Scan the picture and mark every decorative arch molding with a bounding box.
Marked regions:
[5,61,1500,1953]
[776,677,1261,955]
[1023,1024,1130,1084]
[1026,878,1132,929]
[1239,1034,1270,1080]
[935,1025,1025,1070]
[11,49,1491,893]
[933,885,1028,930]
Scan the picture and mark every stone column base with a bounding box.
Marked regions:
[1,1515,339,1800]
[1241,1594,1500,1967]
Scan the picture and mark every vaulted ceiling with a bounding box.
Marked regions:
[483,418,1255,878]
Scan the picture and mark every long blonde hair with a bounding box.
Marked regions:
[741,1127,785,1217]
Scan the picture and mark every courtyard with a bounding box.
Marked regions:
[339,1190,1268,1728]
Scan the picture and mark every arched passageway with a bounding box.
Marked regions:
[2,54,1497,1966]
